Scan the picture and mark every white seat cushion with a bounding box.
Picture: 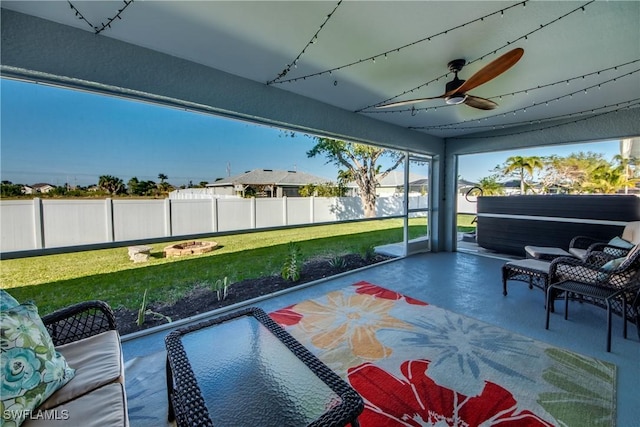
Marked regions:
[568,247,588,260]
[38,330,124,410]
[23,382,128,427]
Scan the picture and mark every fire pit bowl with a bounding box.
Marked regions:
[163,241,218,257]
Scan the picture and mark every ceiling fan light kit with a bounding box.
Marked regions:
[445,94,467,105]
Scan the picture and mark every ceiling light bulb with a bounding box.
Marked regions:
[445,94,467,105]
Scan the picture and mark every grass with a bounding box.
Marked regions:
[1,216,475,316]
[457,213,477,232]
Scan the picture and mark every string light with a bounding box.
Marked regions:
[268,0,343,84]
[409,98,640,133]
[358,0,595,112]
[363,59,639,115]
[67,0,134,34]
[272,1,529,86]
[445,99,640,139]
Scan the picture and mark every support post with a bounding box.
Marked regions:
[33,197,44,249]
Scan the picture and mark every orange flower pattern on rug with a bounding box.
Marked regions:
[273,289,412,361]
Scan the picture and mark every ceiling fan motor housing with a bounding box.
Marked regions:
[445,58,467,104]
[445,74,467,104]
[446,76,465,93]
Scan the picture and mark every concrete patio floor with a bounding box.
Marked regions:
[122,251,640,426]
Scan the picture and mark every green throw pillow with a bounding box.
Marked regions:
[1,303,75,427]
[608,236,634,249]
[0,291,19,311]
[597,257,626,281]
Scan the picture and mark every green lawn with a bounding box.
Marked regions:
[1,216,475,315]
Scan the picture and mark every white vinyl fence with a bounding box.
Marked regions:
[0,195,473,254]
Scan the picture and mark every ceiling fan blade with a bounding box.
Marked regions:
[447,48,524,97]
[376,95,445,109]
[464,95,498,110]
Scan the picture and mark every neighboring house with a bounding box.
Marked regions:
[205,169,331,197]
[25,183,55,194]
[345,171,429,197]
[457,179,480,195]
[345,172,479,197]
[502,179,522,195]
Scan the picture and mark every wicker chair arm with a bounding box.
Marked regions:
[597,244,632,258]
[41,300,117,346]
[549,256,604,284]
[570,235,604,250]
[584,250,617,266]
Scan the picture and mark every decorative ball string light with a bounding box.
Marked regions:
[448,99,640,140]
[364,58,640,115]
[412,97,640,133]
[410,68,640,130]
[271,1,529,86]
[67,0,134,34]
[268,0,343,85]
[359,0,595,112]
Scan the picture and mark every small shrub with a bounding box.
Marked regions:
[136,288,172,326]
[212,276,229,301]
[360,245,376,261]
[136,289,149,326]
[281,242,302,282]
[328,255,347,270]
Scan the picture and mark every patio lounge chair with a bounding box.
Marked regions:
[567,220,640,260]
[546,245,640,352]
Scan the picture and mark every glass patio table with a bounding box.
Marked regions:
[165,307,363,427]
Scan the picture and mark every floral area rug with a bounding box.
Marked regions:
[269,281,617,427]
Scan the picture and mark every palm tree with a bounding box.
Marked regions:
[158,173,168,183]
[477,175,505,196]
[502,156,544,194]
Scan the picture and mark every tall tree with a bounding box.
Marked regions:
[539,152,607,193]
[98,175,125,195]
[307,138,403,218]
[612,154,638,194]
[158,173,168,183]
[500,156,544,194]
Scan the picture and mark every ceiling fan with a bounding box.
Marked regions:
[376,47,524,110]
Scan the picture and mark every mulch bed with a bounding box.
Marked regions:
[115,253,392,335]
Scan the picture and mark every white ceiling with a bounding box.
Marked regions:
[2,1,639,139]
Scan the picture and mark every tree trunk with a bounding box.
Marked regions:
[361,193,377,218]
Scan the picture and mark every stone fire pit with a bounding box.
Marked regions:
[163,241,218,257]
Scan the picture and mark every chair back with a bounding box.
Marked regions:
[610,243,640,288]
[621,221,640,244]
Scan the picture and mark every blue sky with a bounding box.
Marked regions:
[1,78,621,187]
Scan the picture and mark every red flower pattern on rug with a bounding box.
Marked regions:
[353,281,429,306]
[348,359,554,427]
[269,305,302,326]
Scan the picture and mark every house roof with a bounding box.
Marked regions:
[206,169,330,187]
